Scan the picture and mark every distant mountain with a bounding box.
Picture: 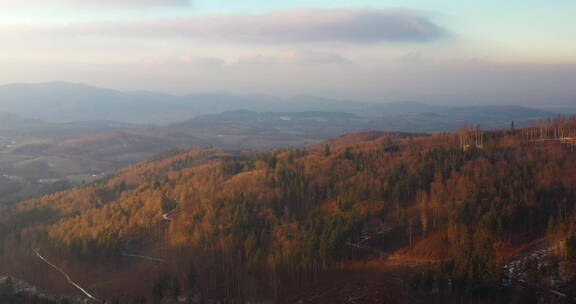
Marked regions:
[0,82,561,127]
[175,105,554,136]
[0,82,188,124]
[534,105,576,115]
[445,105,554,119]
[176,110,367,140]
[0,111,138,138]
[366,105,555,132]
[0,82,350,124]
[371,101,446,116]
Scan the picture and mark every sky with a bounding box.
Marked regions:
[0,0,575,105]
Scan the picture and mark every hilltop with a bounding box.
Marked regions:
[1,116,576,303]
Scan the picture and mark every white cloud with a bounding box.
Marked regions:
[2,8,447,44]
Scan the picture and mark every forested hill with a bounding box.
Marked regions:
[1,117,576,303]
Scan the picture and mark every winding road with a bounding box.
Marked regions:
[33,248,102,303]
[33,199,180,302]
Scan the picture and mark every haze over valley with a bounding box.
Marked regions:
[0,82,566,206]
[1,1,576,303]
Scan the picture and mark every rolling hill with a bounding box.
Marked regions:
[1,116,576,303]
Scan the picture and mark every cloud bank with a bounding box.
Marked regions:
[0,0,190,8]
[8,8,447,44]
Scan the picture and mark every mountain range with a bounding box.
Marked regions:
[0,82,570,126]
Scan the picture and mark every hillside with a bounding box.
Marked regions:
[1,117,576,303]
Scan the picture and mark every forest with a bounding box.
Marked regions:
[1,116,576,303]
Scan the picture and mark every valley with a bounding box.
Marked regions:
[0,83,567,207]
[3,1,576,302]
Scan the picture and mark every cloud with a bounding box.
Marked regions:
[287,51,350,64]
[180,56,226,67]
[236,55,279,65]
[238,51,350,65]
[7,8,447,44]
[145,51,347,69]
[0,0,190,8]
[143,55,226,68]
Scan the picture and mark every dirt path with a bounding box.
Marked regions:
[34,249,102,303]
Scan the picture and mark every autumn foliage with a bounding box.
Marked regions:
[1,116,576,302]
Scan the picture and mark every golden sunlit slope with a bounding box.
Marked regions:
[2,116,576,303]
